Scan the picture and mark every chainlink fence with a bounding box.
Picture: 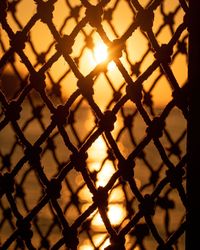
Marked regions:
[0,0,188,249]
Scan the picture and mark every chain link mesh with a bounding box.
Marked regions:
[0,0,188,249]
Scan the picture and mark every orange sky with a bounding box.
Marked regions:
[0,0,188,108]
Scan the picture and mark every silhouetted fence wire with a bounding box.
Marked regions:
[0,0,188,249]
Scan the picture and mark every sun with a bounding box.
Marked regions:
[94,43,108,64]
[92,43,116,71]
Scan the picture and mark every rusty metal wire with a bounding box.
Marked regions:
[0,0,188,249]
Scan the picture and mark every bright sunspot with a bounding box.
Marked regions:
[92,204,125,228]
[94,43,108,63]
[91,43,116,71]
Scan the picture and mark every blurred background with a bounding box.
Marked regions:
[0,0,188,249]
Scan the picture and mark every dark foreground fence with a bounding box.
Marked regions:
[0,0,189,249]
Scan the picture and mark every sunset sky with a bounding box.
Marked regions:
[0,0,188,107]
[0,1,188,249]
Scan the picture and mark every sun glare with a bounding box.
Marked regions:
[90,43,116,71]
[92,204,125,227]
[94,43,108,63]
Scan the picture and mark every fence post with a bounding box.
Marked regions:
[187,1,200,249]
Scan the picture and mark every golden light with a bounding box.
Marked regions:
[92,204,125,227]
[94,43,108,64]
[79,245,93,250]
[96,162,116,187]
[107,204,126,225]
[88,136,107,163]
[88,136,117,187]
[89,42,116,71]
[80,235,110,250]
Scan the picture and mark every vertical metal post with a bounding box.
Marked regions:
[187,1,200,249]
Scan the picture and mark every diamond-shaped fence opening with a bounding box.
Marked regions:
[0,0,189,249]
